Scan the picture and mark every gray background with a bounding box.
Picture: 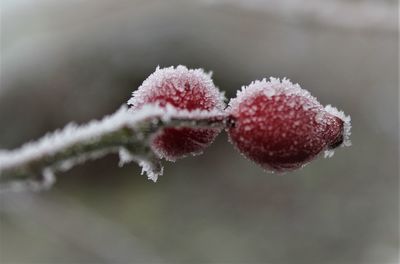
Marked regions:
[0,0,398,263]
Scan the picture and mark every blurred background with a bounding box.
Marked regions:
[0,0,398,263]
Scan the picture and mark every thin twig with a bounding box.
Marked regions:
[0,105,227,192]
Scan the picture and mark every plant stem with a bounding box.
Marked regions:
[0,106,227,192]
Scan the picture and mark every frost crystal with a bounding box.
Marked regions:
[139,160,164,182]
[0,105,157,171]
[0,102,226,190]
[118,148,136,167]
[118,147,164,182]
[228,77,318,114]
[0,66,351,190]
[227,77,351,172]
[324,104,352,147]
[128,65,225,111]
[128,65,226,161]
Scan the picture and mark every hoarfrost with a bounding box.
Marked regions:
[118,148,136,167]
[118,148,164,182]
[228,77,317,113]
[325,104,352,147]
[227,76,352,171]
[128,65,226,111]
[315,112,326,124]
[0,105,159,171]
[324,149,335,158]
[139,160,164,182]
[0,103,225,189]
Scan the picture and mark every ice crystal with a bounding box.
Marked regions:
[227,77,351,172]
[128,65,226,161]
[128,65,225,111]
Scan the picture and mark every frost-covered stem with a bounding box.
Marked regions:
[0,124,150,184]
[0,106,227,192]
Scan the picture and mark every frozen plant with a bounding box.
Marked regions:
[128,65,226,161]
[0,65,351,192]
[226,77,351,172]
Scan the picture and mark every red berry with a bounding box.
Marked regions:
[227,77,351,172]
[128,65,225,161]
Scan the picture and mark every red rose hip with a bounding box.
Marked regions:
[227,77,351,172]
[128,65,225,161]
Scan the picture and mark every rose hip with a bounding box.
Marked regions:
[227,77,351,172]
[128,65,225,161]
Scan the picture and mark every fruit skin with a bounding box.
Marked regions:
[227,77,351,172]
[128,65,225,161]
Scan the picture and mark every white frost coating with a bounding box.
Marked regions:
[127,65,226,162]
[133,103,225,162]
[228,77,351,163]
[118,148,136,167]
[0,105,156,170]
[228,77,319,112]
[118,148,163,182]
[0,103,224,186]
[0,105,160,171]
[324,149,335,158]
[128,65,226,111]
[324,104,352,147]
[149,103,226,123]
[41,168,56,190]
[119,147,163,182]
[139,160,164,182]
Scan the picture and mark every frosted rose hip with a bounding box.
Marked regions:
[227,77,351,172]
[128,65,225,161]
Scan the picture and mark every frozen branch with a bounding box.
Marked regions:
[0,105,227,193]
